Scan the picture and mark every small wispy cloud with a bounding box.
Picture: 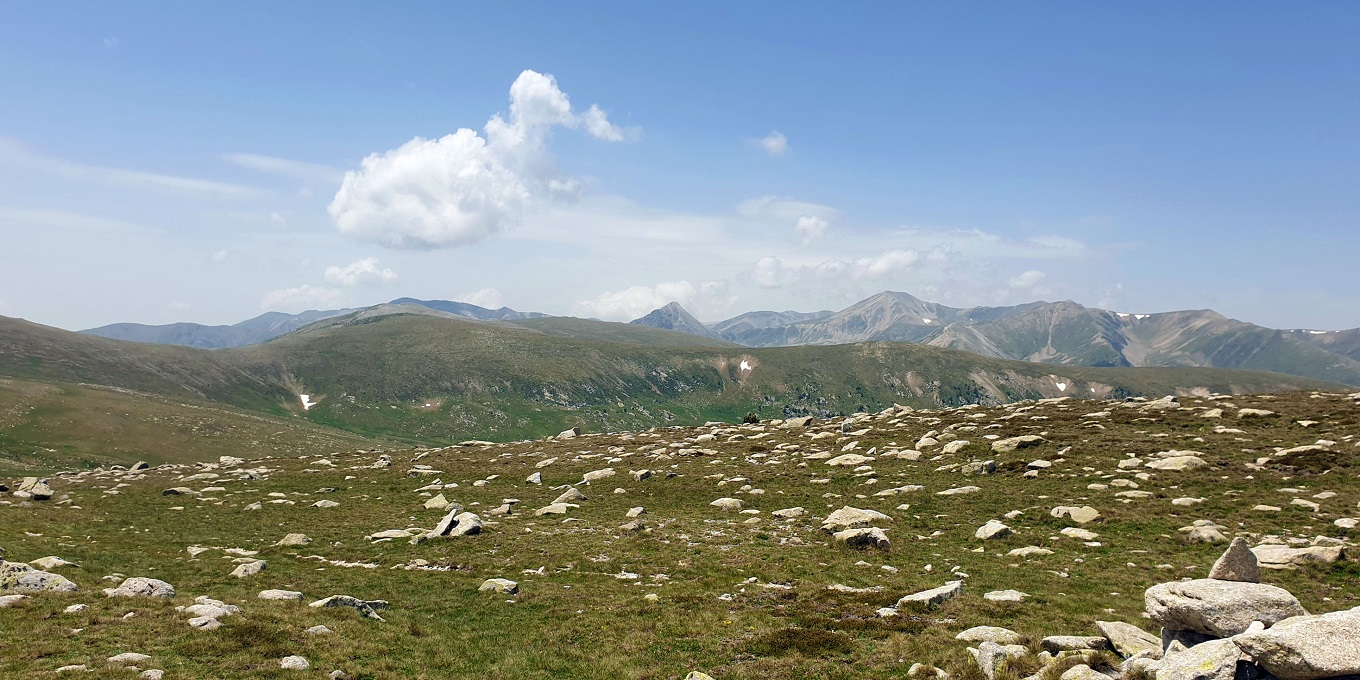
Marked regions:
[323,257,398,286]
[0,139,267,197]
[758,131,788,156]
[223,153,346,185]
[260,285,344,312]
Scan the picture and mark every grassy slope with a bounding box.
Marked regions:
[1,314,1348,469]
[1,390,1357,678]
[0,378,383,475]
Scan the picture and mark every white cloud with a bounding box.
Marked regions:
[457,287,504,309]
[1008,270,1047,288]
[323,257,398,286]
[574,280,733,321]
[270,211,287,227]
[329,70,629,249]
[759,131,788,156]
[211,250,228,263]
[794,214,829,245]
[169,301,191,311]
[260,285,344,312]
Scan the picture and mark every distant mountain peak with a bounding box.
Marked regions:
[629,302,722,340]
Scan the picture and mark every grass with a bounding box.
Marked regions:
[1,390,1357,677]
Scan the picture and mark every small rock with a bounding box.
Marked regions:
[479,578,519,594]
[280,655,310,670]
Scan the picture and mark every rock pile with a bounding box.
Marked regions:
[947,540,1359,680]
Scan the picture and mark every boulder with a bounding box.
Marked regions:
[1145,579,1308,637]
[1231,605,1360,679]
[1208,538,1261,583]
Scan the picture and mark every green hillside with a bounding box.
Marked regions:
[0,312,1346,472]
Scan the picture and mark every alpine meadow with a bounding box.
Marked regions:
[3,4,1360,680]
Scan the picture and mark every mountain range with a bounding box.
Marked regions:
[71,290,1360,387]
[3,302,1340,471]
[631,291,1360,387]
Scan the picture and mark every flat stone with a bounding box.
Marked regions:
[108,653,152,665]
[1251,544,1345,570]
[897,580,962,608]
[1051,506,1101,524]
[1094,620,1161,659]
[822,506,892,532]
[956,625,1023,645]
[1145,456,1208,471]
[992,435,1045,453]
[983,590,1028,602]
[258,589,304,600]
[1041,636,1107,653]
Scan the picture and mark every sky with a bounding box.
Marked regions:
[1,2,1358,331]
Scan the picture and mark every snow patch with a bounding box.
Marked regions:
[739,360,752,372]
[299,394,317,411]
[1055,382,1068,392]
[1307,330,1330,335]
[922,318,933,324]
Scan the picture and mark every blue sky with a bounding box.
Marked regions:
[1,2,1357,330]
